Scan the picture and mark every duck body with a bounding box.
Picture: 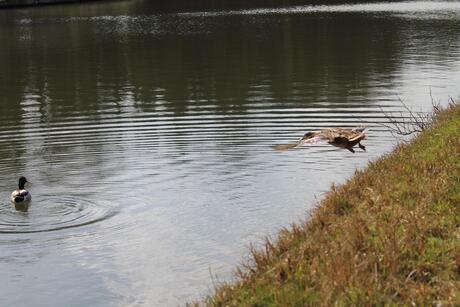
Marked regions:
[11,189,31,203]
[11,176,31,204]
[302,127,367,153]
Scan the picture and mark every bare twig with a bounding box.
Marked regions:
[380,95,442,138]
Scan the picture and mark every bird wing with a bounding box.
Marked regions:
[18,190,30,197]
[301,135,322,144]
[321,128,343,140]
[273,135,321,151]
[12,190,29,198]
[348,132,366,141]
[273,141,302,151]
[323,128,365,141]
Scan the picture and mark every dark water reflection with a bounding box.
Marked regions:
[0,1,460,305]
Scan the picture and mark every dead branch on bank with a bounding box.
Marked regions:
[380,93,451,138]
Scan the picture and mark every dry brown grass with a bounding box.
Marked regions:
[193,103,460,306]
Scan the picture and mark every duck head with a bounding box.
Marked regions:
[18,176,28,189]
[302,132,315,140]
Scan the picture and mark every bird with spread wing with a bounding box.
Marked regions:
[274,127,367,153]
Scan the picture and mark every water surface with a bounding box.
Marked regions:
[1,1,460,305]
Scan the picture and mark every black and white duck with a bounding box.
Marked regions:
[10,176,32,204]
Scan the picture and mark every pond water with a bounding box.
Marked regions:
[0,1,459,305]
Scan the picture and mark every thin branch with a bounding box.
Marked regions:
[380,96,440,138]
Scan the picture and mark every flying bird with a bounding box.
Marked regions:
[274,127,367,153]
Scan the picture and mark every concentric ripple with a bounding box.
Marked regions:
[0,196,116,234]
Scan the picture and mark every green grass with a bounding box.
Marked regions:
[194,103,460,306]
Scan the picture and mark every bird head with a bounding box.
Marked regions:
[18,176,28,189]
[302,132,315,140]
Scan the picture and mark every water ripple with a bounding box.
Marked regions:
[0,196,116,234]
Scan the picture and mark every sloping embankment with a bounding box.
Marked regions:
[200,103,460,306]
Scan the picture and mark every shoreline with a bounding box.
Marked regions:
[197,103,460,305]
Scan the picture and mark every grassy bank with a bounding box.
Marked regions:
[199,103,460,306]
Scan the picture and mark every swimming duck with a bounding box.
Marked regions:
[11,176,32,204]
[274,127,367,153]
